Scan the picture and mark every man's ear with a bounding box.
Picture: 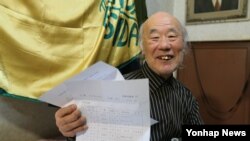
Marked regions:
[142,51,145,55]
[140,46,145,55]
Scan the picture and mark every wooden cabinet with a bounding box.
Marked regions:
[178,41,250,124]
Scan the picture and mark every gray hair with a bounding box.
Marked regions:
[138,23,145,51]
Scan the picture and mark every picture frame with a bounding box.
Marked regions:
[186,0,248,24]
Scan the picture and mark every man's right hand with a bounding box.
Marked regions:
[55,104,88,137]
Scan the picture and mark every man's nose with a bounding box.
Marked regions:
[159,37,171,50]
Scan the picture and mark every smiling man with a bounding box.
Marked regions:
[140,11,186,79]
[54,12,203,141]
[124,12,203,140]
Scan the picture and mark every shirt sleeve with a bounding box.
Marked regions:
[185,96,204,125]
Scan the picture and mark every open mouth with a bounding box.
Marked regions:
[160,55,174,60]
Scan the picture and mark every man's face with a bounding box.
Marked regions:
[142,13,184,79]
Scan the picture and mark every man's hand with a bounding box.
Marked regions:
[55,104,88,137]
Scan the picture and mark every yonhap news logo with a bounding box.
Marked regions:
[182,124,249,141]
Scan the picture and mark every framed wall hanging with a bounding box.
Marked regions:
[186,0,248,24]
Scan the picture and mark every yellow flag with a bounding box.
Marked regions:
[0,0,140,99]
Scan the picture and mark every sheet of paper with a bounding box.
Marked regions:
[70,79,150,141]
[39,61,153,141]
[66,61,124,81]
[39,61,124,107]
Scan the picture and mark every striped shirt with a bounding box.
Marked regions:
[67,62,203,141]
[124,62,203,141]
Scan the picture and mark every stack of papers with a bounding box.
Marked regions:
[39,61,151,141]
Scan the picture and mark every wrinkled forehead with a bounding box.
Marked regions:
[144,13,181,33]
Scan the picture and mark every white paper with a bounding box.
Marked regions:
[66,61,124,81]
[39,61,152,141]
[72,79,150,141]
[39,61,124,107]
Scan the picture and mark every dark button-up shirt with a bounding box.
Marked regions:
[124,62,203,141]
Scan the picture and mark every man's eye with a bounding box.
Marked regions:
[151,37,159,41]
[169,35,175,37]
[168,35,177,41]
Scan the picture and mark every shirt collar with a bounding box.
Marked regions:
[141,62,174,93]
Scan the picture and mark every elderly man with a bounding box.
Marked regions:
[55,12,203,141]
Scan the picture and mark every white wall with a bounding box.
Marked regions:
[146,0,250,41]
[146,0,174,16]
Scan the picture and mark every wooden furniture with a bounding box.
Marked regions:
[178,41,250,124]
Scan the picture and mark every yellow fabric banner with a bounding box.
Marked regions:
[0,0,140,99]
